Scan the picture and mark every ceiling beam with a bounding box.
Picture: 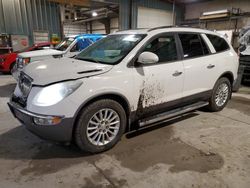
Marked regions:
[48,0,91,7]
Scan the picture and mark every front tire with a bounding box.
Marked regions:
[208,77,231,112]
[74,99,126,153]
[9,62,16,73]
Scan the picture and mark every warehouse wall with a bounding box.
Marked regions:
[90,18,119,34]
[63,24,87,36]
[184,0,250,48]
[91,21,106,34]
[185,0,250,29]
[185,0,250,20]
[0,0,61,44]
[110,18,119,33]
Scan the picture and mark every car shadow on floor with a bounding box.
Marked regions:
[0,112,200,161]
[0,125,85,160]
[0,83,16,98]
[0,111,223,175]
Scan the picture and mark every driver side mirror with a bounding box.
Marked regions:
[137,52,159,64]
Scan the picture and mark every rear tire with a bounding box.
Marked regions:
[74,99,126,153]
[207,77,231,112]
[9,62,16,74]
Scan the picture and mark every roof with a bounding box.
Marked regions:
[34,42,51,46]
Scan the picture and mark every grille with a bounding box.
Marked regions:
[16,57,23,68]
[12,95,27,108]
[18,72,32,98]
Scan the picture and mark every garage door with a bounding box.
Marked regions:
[137,7,173,28]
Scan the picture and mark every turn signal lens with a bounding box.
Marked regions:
[33,116,62,125]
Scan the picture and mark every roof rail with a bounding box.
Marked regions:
[147,25,202,32]
[148,25,176,32]
[115,28,149,33]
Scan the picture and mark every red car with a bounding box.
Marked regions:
[0,42,51,73]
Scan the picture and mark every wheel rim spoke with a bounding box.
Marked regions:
[104,109,108,119]
[89,120,99,126]
[96,133,102,145]
[109,121,119,126]
[88,130,98,137]
[99,110,103,120]
[109,114,118,122]
[93,114,100,122]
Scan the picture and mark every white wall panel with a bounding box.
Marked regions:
[137,7,173,28]
[111,18,119,33]
[92,21,106,34]
[63,23,86,36]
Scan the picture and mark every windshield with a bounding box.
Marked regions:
[75,34,145,64]
[55,37,75,51]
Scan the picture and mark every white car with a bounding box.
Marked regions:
[12,34,104,80]
[8,26,239,153]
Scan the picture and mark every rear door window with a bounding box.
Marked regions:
[179,34,204,59]
[206,34,230,52]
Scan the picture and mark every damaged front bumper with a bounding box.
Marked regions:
[8,101,74,142]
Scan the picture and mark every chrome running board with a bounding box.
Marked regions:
[139,101,209,127]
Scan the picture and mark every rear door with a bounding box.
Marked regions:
[178,33,215,99]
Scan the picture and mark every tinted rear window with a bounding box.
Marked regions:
[206,34,230,52]
[179,34,204,59]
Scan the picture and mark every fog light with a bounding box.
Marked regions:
[33,116,62,125]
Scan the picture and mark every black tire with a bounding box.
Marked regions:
[207,77,231,112]
[74,99,126,153]
[9,62,16,73]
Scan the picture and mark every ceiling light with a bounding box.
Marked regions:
[92,11,98,17]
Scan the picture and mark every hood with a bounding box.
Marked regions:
[18,49,64,58]
[0,53,17,62]
[23,57,113,85]
[0,52,16,58]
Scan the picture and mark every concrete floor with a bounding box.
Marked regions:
[0,74,250,188]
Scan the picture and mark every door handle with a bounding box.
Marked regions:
[172,71,183,77]
[207,64,215,69]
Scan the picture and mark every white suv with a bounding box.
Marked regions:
[8,27,239,153]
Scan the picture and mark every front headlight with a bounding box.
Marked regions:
[17,57,30,68]
[32,80,82,106]
[0,57,6,63]
[23,57,30,65]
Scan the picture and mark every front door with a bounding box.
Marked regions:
[134,34,184,118]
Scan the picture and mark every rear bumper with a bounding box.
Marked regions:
[239,57,250,77]
[8,101,74,142]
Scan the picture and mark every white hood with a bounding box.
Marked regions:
[18,49,64,58]
[23,57,113,85]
